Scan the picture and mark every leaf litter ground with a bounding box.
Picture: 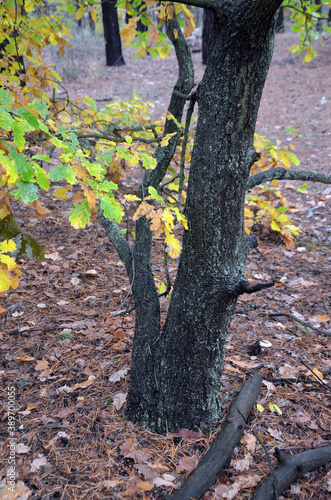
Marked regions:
[0,32,330,499]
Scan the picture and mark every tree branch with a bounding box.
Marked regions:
[237,280,275,294]
[259,312,331,337]
[98,206,133,283]
[251,445,331,500]
[170,374,263,500]
[247,167,331,190]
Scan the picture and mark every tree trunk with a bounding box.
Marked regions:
[202,9,214,64]
[101,0,125,67]
[275,6,284,32]
[126,0,283,435]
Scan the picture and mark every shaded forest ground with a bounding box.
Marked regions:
[0,30,330,499]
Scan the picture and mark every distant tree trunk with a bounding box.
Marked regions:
[126,2,148,33]
[276,6,284,32]
[101,0,125,67]
[202,9,214,65]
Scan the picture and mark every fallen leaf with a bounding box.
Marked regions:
[35,357,49,371]
[30,454,49,472]
[84,269,98,276]
[73,375,95,390]
[240,433,257,453]
[16,444,31,454]
[231,453,252,471]
[0,479,32,499]
[125,448,152,464]
[311,367,324,381]
[153,474,175,487]
[214,483,239,500]
[171,429,203,439]
[97,480,118,489]
[13,355,35,362]
[314,315,330,323]
[176,456,198,473]
[109,367,129,383]
[267,427,283,441]
[134,464,157,481]
[57,407,75,418]
[278,364,298,378]
[136,480,154,492]
[235,474,263,489]
[112,392,127,410]
[44,252,61,261]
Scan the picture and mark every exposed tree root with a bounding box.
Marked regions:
[251,445,331,500]
[169,373,263,500]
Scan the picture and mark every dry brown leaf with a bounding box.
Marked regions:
[267,427,283,441]
[231,453,252,471]
[240,433,257,453]
[35,357,49,371]
[314,314,330,322]
[112,392,127,411]
[214,483,239,500]
[97,480,118,489]
[153,474,175,487]
[30,454,49,472]
[278,364,298,378]
[13,355,35,362]
[16,444,31,454]
[176,456,198,473]
[136,480,154,492]
[73,375,95,390]
[125,447,152,464]
[0,479,32,499]
[311,367,324,381]
[134,464,157,481]
[235,474,263,489]
[109,367,129,382]
[57,407,75,418]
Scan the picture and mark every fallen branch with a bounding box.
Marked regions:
[259,312,331,336]
[251,445,331,500]
[170,373,263,500]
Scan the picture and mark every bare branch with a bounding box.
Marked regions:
[237,279,275,294]
[247,167,331,190]
[259,312,331,337]
[251,445,331,500]
[98,207,133,283]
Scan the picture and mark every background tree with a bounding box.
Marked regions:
[101,0,125,66]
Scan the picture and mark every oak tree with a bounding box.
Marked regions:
[1,0,331,437]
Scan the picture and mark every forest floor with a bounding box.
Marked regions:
[0,29,331,500]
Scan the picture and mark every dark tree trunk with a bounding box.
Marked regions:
[125,0,284,435]
[202,9,214,64]
[126,2,148,33]
[275,6,284,32]
[101,0,125,67]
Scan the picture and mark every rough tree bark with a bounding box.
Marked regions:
[202,9,214,64]
[101,0,125,67]
[128,0,285,434]
[99,0,331,435]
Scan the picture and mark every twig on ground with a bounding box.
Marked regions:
[259,312,331,336]
[251,429,278,500]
